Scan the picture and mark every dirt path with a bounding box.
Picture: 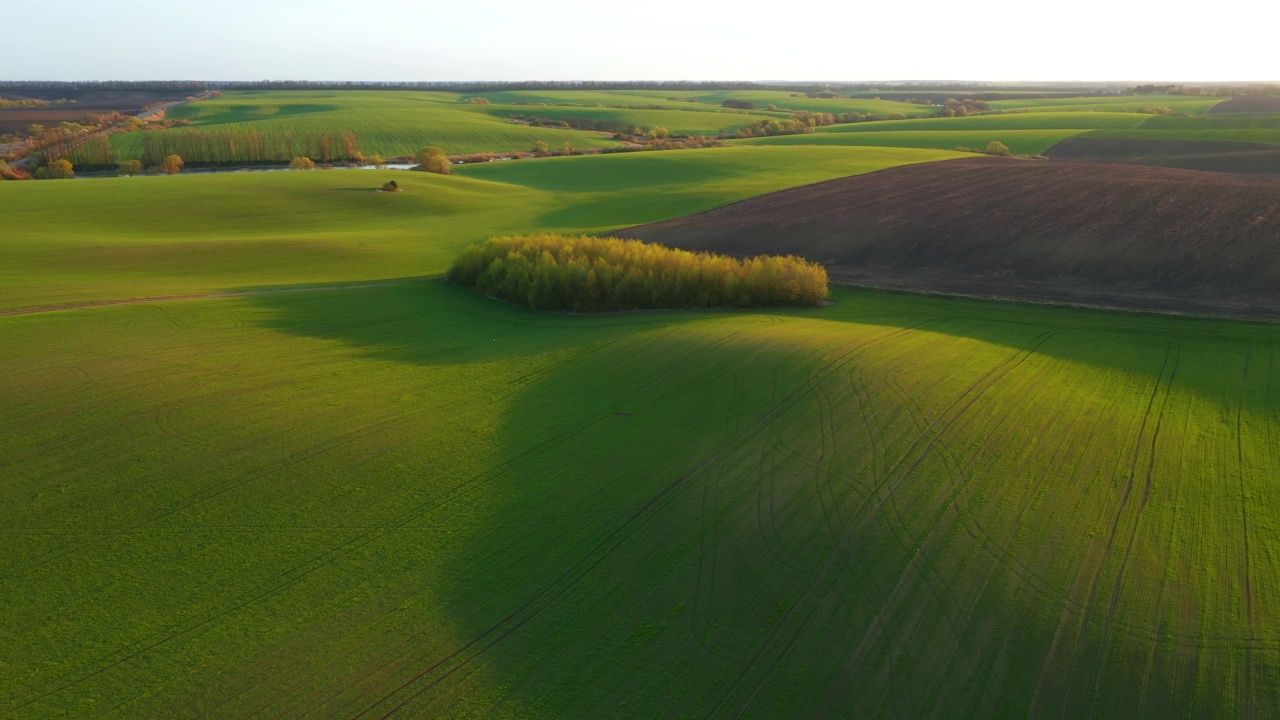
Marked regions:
[0,278,426,318]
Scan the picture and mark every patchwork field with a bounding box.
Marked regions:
[0,145,965,309]
[1046,137,1280,175]
[5,90,1280,719]
[730,128,1086,155]
[107,91,624,162]
[617,158,1280,318]
[987,95,1226,114]
[470,89,933,117]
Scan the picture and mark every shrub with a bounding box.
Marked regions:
[34,159,74,180]
[160,154,184,174]
[448,234,829,312]
[531,140,550,154]
[985,141,1012,156]
[382,180,400,192]
[722,99,756,110]
[118,160,144,176]
[289,156,316,170]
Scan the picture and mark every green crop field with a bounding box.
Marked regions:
[107,90,624,161]
[814,111,1150,133]
[470,89,932,117]
[5,112,1280,718]
[3,271,1278,718]
[988,95,1226,114]
[727,128,1088,155]
[478,103,780,136]
[0,145,964,310]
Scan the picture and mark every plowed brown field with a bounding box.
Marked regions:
[1208,97,1280,114]
[1046,137,1280,175]
[615,158,1280,318]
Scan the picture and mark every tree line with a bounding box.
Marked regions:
[448,234,829,312]
[133,130,360,165]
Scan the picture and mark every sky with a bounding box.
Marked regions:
[8,0,1278,83]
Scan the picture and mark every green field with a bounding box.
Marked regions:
[5,102,1280,718]
[108,91,625,161]
[3,273,1278,718]
[815,111,1149,132]
[988,95,1225,114]
[471,89,932,117]
[0,145,964,310]
[478,103,781,136]
[729,128,1086,155]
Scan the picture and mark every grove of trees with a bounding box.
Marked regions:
[448,234,829,311]
[136,130,359,165]
[34,159,74,180]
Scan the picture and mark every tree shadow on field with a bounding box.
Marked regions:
[241,279,1277,718]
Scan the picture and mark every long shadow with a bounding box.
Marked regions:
[242,279,1279,717]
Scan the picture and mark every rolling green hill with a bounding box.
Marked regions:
[728,128,1086,155]
[477,103,779,136]
[108,90,624,161]
[0,145,965,310]
[3,276,1277,718]
[3,116,1279,718]
[815,111,1149,132]
[988,95,1225,114]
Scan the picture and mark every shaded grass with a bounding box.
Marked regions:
[2,282,1277,717]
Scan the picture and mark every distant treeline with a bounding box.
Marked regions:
[1130,83,1280,97]
[132,130,360,165]
[448,234,829,312]
[0,81,209,92]
[2,80,1119,94]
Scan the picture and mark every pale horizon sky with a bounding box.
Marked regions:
[9,0,1278,83]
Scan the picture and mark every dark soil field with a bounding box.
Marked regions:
[0,89,190,133]
[615,158,1280,318]
[1208,96,1280,114]
[1046,136,1280,175]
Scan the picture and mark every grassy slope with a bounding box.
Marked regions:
[1075,113,1280,146]
[477,103,779,136]
[729,129,1085,155]
[2,280,1277,719]
[989,95,1225,114]
[813,111,1149,132]
[108,91,622,159]
[472,89,932,117]
[4,126,1279,719]
[0,145,965,310]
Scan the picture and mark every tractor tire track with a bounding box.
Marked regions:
[1238,346,1258,720]
[718,330,1059,719]
[1049,338,1177,719]
[352,320,945,719]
